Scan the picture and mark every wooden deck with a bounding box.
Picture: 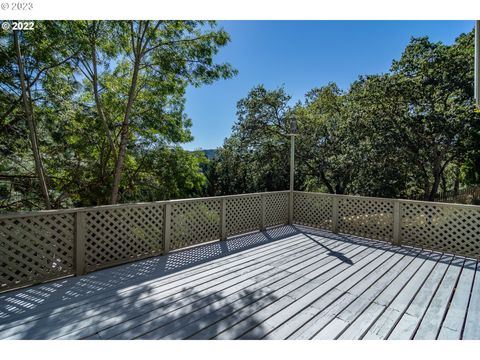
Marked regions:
[0,225,479,340]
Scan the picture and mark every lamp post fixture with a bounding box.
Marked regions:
[288,116,297,224]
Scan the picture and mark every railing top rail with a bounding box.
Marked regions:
[0,190,290,219]
[294,190,480,210]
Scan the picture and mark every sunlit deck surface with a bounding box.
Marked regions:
[0,225,479,340]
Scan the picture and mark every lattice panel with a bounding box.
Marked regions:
[400,202,480,258]
[0,213,74,291]
[170,200,221,251]
[84,204,163,271]
[338,197,394,241]
[265,193,288,227]
[293,192,333,230]
[226,196,262,236]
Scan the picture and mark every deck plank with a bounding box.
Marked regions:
[0,228,305,328]
[337,251,440,340]
[172,243,382,340]
[412,257,464,340]
[386,256,454,339]
[266,248,422,339]
[212,244,394,340]
[311,249,426,340]
[8,235,349,340]
[362,253,451,340]
[135,241,380,340]
[1,232,323,339]
[437,259,477,340]
[462,261,480,339]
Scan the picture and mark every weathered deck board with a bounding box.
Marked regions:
[437,259,477,340]
[359,253,451,340]
[0,225,478,340]
[139,239,381,339]
[462,261,480,339]
[4,233,339,339]
[336,250,435,340]
[265,248,422,340]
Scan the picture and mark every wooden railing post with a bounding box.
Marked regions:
[288,191,294,225]
[332,196,339,233]
[74,211,86,275]
[164,203,171,254]
[393,200,401,245]
[220,197,227,240]
[260,193,266,231]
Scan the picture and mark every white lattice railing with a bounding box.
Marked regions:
[1,190,479,293]
[0,191,289,292]
[293,191,480,259]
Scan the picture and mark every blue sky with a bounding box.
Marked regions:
[183,20,474,150]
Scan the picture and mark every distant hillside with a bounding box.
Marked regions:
[201,149,217,160]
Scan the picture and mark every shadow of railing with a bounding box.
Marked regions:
[0,223,475,340]
[0,225,299,322]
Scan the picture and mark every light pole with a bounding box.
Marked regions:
[475,20,480,109]
[288,116,297,224]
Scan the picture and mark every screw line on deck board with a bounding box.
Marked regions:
[56,236,359,340]
[108,239,370,340]
[66,236,357,340]
[406,255,456,340]
[414,257,465,339]
[179,244,394,340]
[4,235,340,339]
[278,248,425,340]
[311,250,429,340]
[229,247,401,340]
[385,254,455,340]
[434,258,466,339]
[128,241,379,340]
[336,251,443,340]
[255,248,420,340]
[460,261,478,339]
[360,252,449,340]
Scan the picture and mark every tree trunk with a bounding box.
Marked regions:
[91,22,116,157]
[428,160,442,201]
[110,52,141,204]
[441,174,447,194]
[453,165,460,196]
[14,30,51,209]
[319,170,335,194]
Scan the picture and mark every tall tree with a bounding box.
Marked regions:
[109,21,236,204]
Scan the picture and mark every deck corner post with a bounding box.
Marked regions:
[164,203,172,254]
[332,196,339,233]
[288,190,294,225]
[74,211,86,276]
[220,197,227,241]
[260,193,266,231]
[393,200,401,245]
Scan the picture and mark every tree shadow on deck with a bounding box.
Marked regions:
[0,225,298,322]
[1,223,475,339]
[2,270,279,340]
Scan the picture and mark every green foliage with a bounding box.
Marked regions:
[0,21,235,211]
[210,30,480,200]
